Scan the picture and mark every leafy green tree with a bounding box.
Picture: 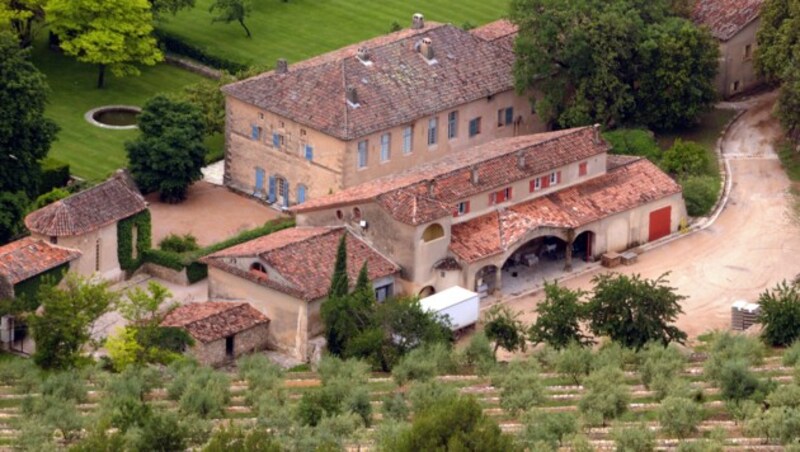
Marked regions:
[776,72,800,143]
[586,272,687,350]
[2,0,47,47]
[661,139,714,177]
[209,0,253,38]
[28,274,117,369]
[745,405,800,445]
[681,174,721,217]
[47,0,163,88]
[484,304,527,357]
[394,394,519,452]
[529,281,590,349]
[510,0,717,130]
[578,366,630,426]
[392,342,456,385]
[126,95,206,202]
[702,331,765,385]
[719,360,770,403]
[759,281,800,346]
[659,396,704,438]
[181,73,236,136]
[634,18,719,129]
[603,129,663,163]
[638,342,687,400]
[556,341,594,385]
[459,331,496,375]
[0,32,58,197]
[127,409,191,452]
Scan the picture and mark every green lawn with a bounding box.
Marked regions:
[32,34,206,182]
[158,0,509,66]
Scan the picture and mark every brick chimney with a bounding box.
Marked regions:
[276,58,288,74]
[346,86,358,106]
[412,13,425,29]
[419,37,434,60]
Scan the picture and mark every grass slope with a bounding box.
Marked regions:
[32,34,206,182]
[158,0,509,66]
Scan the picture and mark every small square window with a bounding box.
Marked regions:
[469,117,481,137]
[454,201,470,216]
[579,161,588,177]
[304,144,313,161]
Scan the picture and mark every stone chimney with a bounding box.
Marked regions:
[276,58,288,74]
[419,37,434,60]
[470,166,479,185]
[517,151,526,170]
[357,46,370,63]
[346,86,358,106]
[412,13,425,29]
[592,123,601,144]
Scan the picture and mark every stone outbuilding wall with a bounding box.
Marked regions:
[188,323,270,367]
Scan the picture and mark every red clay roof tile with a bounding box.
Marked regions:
[450,158,682,262]
[0,237,81,285]
[161,302,269,343]
[692,0,764,41]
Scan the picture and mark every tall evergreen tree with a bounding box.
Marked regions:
[328,234,349,298]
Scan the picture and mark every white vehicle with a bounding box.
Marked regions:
[420,286,480,331]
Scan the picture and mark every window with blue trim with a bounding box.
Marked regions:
[272,133,282,149]
[304,144,313,161]
[251,125,261,140]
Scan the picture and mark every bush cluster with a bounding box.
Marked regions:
[154,29,247,73]
[38,157,70,195]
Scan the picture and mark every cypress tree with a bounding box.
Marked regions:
[329,234,349,298]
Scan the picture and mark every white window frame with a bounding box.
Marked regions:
[380,133,391,162]
[357,140,368,169]
[403,126,413,154]
[550,172,557,184]
[427,117,438,146]
[447,111,458,139]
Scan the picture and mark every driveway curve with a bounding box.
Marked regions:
[506,92,800,339]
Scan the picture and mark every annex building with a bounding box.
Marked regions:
[221,14,546,207]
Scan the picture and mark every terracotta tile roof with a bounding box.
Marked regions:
[202,227,399,301]
[692,0,764,41]
[0,237,81,285]
[292,126,608,225]
[25,171,147,237]
[222,23,515,140]
[449,158,682,263]
[470,19,518,52]
[161,302,269,344]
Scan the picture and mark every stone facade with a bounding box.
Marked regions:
[32,223,123,282]
[715,18,762,98]
[188,323,270,367]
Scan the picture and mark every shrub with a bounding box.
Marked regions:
[719,360,767,402]
[784,339,800,367]
[759,281,800,346]
[602,129,662,163]
[407,380,458,414]
[745,406,800,445]
[661,139,714,177]
[237,354,283,405]
[703,331,765,384]
[658,396,704,438]
[578,366,630,426]
[638,342,687,399]
[612,423,655,452]
[767,384,800,409]
[177,367,231,419]
[117,210,152,272]
[0,358,40,388]
[382,393,409,421]
[33,187,69,209]
[459,331,496,375]
[38,157,70,194]
[203,423,281,452]
[491,359,545,415]
[141,248,185,271]
[40,370,88,403]
[153,29,247,73]
[159,233,199,253]
[127,409,190,452]
[106,327,143,372]
[681,174,721,216]
[392,342,455,385]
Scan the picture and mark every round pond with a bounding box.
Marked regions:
[85,106,141,130]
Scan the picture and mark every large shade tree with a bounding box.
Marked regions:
[509,0,718,130]
[125,95,206,203]
[47,0,163,88]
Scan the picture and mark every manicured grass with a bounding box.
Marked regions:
[656,109,737,152]
[157,0,509,66]
[32,33,206,182]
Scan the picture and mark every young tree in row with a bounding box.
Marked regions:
[483,304,527,358]
[758,280,800,346]
[528,281,591,349]
[126,95,207,203]
[29,274,118,369]
[47,0,163,88]
[578,366,630,426]
[209,0,253,38]
[586,272,687,350]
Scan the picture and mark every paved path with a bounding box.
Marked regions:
[504,91,800,340]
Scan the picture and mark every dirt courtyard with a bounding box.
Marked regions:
[147,181,285,247]
[499,92,800,341]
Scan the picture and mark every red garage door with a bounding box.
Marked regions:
[648,207,672,242]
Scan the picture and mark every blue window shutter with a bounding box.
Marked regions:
[283,182,290,207]
[305,145,313,161]
[272,133,280,148]
[255,168,265,193]
[268,176,276,203]
[251,126,259,140]
[297,185,306,203]
[505,107,513,125]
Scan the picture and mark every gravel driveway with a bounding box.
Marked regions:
[502,91,800,340]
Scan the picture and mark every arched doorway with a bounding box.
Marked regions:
[500,235,568,294]
[474,265,499,297]
[574,231,595,262]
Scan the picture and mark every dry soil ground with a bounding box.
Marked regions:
[502,92,800,340]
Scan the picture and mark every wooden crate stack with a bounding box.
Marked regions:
[731,300,760,331]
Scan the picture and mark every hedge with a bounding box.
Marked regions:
[39,158,70,195]
[118,211,153,272]
[140,218,295,283]
[154,29,248,74]
[10,264,68,314]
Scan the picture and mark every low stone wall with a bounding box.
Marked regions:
[138,262,190,286]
